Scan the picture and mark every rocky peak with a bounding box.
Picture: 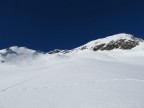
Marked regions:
[47,49,69,54]
[78,33,144,51]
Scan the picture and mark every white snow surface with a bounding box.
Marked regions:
[0,33,144,108]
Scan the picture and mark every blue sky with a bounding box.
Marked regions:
[0,0,144,51]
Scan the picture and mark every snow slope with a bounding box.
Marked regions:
[0,33,144,108]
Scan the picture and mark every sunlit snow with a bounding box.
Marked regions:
[0,33,144,108]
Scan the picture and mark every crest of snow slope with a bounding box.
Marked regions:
[0,46,43,63]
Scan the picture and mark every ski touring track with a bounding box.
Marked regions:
[1,78,144,93]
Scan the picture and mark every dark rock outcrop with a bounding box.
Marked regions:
[48,49,69,54]
[92,39,139,51]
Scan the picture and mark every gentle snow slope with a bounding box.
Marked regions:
[0,53,144,108]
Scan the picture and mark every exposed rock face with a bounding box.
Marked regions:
[48,49,69,54]
[48,49,62,54]
[93,39,139,51]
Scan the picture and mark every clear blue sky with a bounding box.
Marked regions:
[0,0,144,51]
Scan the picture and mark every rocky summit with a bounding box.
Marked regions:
[78,33,144,51]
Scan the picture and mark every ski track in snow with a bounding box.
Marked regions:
[0,77,36,94]
[2,78,144,92]
[0,60,74,94]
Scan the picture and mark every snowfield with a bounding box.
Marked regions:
[0,51,144,108]
[0,33,144,108]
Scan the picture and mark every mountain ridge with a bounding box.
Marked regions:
[76,33,144,51]
[0,33,144,63]
[1,33,143,54]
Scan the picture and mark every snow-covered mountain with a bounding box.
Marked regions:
[1,33,144,108]
[1,33,144,58]
[76,33,144,51]
[1,33,144,63]
[0,46,44,63]
[47,33,144,55]
[0,46,38,56]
